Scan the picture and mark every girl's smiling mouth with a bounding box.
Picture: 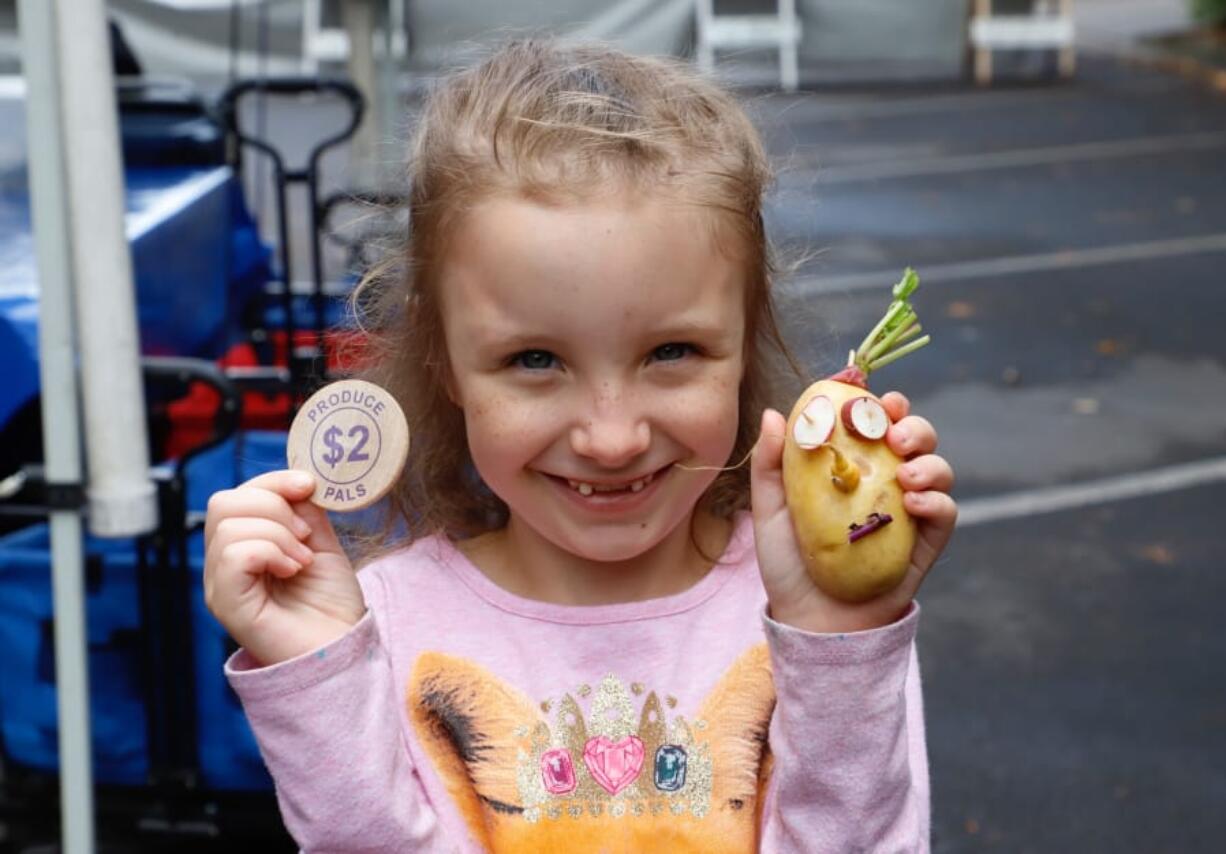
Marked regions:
[542,464,674,509]
[566,470,656,495]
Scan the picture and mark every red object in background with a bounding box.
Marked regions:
[164,330,369,459]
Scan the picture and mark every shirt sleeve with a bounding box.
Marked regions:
[758,603,929,854]
[224,574,453,853]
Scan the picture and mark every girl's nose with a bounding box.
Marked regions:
[570,397,651,469]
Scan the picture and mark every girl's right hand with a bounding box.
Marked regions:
[204,470,366,667]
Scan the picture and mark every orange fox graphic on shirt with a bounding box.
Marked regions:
[408,645,776,853]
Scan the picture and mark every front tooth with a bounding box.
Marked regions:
[578,483,593,496]
[630,479,644,492]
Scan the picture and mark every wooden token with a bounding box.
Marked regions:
[286,379,410,512]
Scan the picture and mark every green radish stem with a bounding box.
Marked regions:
[891,322,924,346]
[867,334,930,371]
[850,268,932,377]
[865,315,918,365]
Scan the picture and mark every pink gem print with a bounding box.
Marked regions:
[540,748,577,795]
[582,735,645,795]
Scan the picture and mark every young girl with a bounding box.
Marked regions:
[204,40,957,852]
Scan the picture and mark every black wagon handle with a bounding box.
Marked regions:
[215,77,368,401]
[217,77,365,154]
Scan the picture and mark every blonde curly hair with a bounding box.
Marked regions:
[350,39,800,550]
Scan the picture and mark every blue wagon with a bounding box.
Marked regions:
[0,42,383,848]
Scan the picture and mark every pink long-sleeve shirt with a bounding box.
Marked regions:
[226,512,930,852]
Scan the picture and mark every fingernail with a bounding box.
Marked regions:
[291,471,314,490]
[292,515,313,538]
[294,542,314,564]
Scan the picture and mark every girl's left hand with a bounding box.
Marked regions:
[749,391,957,634]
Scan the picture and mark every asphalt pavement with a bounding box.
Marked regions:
[751,54,1225,852]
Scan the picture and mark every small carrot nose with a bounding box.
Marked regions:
[821,443,861,493]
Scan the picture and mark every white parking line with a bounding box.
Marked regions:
[758,77,1180,124]
[761,88,1081,125]
[957,456,1226,527]
[787,232,1226,296]
[0,75,25,100]
[787,130,1226,184]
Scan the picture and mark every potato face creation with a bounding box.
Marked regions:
[783,378,916,602]
[780,269,931,604]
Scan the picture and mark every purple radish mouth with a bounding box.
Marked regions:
[848,512,893,543]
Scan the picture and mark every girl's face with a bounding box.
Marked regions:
[438,190,746,564]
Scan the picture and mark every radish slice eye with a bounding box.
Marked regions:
[793,395,836,449]
[841,396,890,440]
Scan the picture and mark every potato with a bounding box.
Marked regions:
[780,269,930,603]
[782,376,916,602]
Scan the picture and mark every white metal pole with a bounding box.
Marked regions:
[381,0,404,182]
[342,0,379,187]
[780,0,799,93]
[17,0,96,850]
[696,0,715,74]
[55,0,157,538]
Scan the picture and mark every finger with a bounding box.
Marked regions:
[904,491,958,576]
[896,455,955,494]
[205,488,314,548]
[235,471,343,555]
[205,470,316,543]
[904,490,958,528]
[288,498,346,555]
[880,390,910,423]
[208,517,315,568]
[243,468,318,497]
[887,414,937,459]
[750,408,789,526]
[206,546,299,618]
[213,540,302,600]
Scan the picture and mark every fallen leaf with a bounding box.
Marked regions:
[965,818,980,835]
[945,300,976,319]
[1139,544,1175,565]
[1072,397,1100,415]
[1096,338,1125,356]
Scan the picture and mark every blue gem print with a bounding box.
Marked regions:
[654,745,687,792]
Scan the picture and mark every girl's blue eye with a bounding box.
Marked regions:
[511,349,557,370]
[651,342,692,362]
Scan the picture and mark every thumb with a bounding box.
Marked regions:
[750,408,789,526]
